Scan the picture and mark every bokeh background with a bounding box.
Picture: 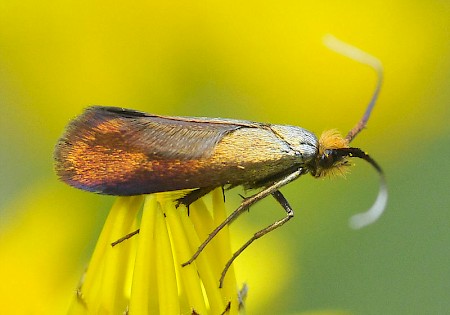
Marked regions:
[1,1,449,314]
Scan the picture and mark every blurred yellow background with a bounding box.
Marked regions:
[1,1,449,314]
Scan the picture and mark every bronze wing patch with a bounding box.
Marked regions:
[58,106,249,160]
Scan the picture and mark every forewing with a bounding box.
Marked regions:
[54,106,247,194]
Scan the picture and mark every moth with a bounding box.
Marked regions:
[54,39,387,287]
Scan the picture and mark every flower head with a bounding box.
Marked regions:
[69,188,244,315]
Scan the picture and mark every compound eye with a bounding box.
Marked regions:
[324,149,334,156]
[320,149,336,168]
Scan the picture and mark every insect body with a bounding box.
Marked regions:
[54,106,325,196]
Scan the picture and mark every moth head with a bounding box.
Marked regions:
[312,129,350,178]
[311,129,383,178]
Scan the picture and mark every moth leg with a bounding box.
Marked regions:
[181,168,303,268]
[219,190,294,287]
[111,228,140,246]
[176,187,215,208]
[221,186,226,202]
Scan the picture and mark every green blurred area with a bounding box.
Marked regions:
[1,1,449,314]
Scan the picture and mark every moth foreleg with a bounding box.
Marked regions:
[181,168,303,270]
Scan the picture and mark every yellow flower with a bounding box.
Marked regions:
[68,188,245,315]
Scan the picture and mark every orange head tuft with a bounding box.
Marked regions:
[310,129,351,178]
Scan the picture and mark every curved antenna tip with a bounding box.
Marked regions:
[323,35,382,71]
[349,175,388,229]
